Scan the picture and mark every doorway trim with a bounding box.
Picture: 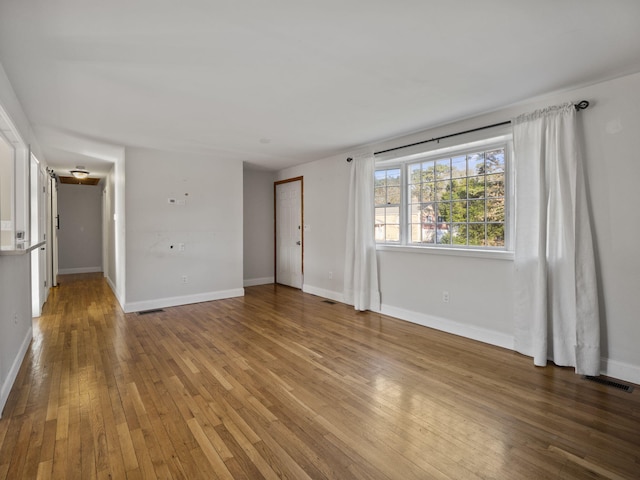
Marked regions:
[274,176,303,286]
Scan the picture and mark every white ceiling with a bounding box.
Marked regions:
[1,1,640,176]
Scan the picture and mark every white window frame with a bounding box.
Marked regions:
[375,133,514,260]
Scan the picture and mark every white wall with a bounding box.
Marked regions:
[276,154,351,301]
[243,168,275,286]
[124,147,244,312]
[57,183,103,274]
[277,71,640,384]
[0,63,38,416]
[0,254,33,416]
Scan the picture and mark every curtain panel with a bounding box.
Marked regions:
[344,152,381,312]
[512,103,600,375]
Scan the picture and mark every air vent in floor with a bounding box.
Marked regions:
[584,375,634,393]
[137,309,165,315]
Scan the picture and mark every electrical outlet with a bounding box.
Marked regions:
[181,275,188,284]
[179,243,185,252]
[442,291,450,303]
[13,313,18,324]
[328,271,333,280]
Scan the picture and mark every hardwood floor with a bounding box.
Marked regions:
[1,273,639,479]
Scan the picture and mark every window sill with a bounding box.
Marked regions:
[0,240,46,256]
[376,244,514,260]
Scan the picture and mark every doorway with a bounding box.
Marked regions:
[274,177,303,289]
[30,153,48,316]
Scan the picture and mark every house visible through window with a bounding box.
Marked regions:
[375,136,511,251]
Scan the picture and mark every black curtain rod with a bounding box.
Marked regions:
[358,100,589,158]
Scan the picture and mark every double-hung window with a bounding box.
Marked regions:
[375,134,513,252]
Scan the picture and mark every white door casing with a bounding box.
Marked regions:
[275,178,302,289]
[51,176,59,287]
[38,165,48,307]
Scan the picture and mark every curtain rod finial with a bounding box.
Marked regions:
[575,100,589,111]
[346,157,353,163]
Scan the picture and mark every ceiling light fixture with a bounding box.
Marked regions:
[70,166,90,179]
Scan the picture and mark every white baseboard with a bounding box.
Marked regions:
[302,284,345,304]
[58,266,103,275]
[600,357,640,386]
[380,304,515,350]
[123,288,245,313]
[300,286,512,350]
[0,327,33,419]
[244,277,274,287]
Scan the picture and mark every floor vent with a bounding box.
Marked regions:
[584,376,634,393]
[137,308,165,315]
[322,300,337,305]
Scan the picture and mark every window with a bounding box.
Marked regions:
[374,168,401,242]
[0,104,29,250]
[375,136,511,251]
[0,131,15,249]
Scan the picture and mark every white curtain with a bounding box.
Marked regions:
[513,103,600,375]
[344,152,381,311]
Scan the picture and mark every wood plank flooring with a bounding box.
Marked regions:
[1,273,639,479]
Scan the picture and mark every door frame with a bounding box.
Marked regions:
[274,176,303,285]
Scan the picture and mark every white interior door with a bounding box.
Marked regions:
[38,165,48,306]
[275,179,302,288]
[30,155,48,316]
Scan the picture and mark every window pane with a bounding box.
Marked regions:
[375,224,385,242]
[451,155,466,178]
[435,181,451,201]
[375,187,386,206]
[486,198,505,222]
[485,149,505,174]
[486,174,504,197]
[468,224,485,246]
[451,178,467,200]
[421,224,436,244]
[375,170,387,184]
[410,204,422,223]
[451,224,467,245]
[409,164,421,184]
[386,224,400,242]
[436,223,451,244]
[421,183,434,202]
[435,159,450,180]
[468,200,485,222]
[410,184,421,203]
[385,206,400,224]
[410,223,422,243]
[467,176,485,198]
[468,153,485,175]
[422,163,436,182]
[375,207,386,224]
[387,168,401,186]
[387,186,401,205]
[436,203,451,222]
[421,202,435,223]
[487,223,505,247]
[450,200,467,222]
